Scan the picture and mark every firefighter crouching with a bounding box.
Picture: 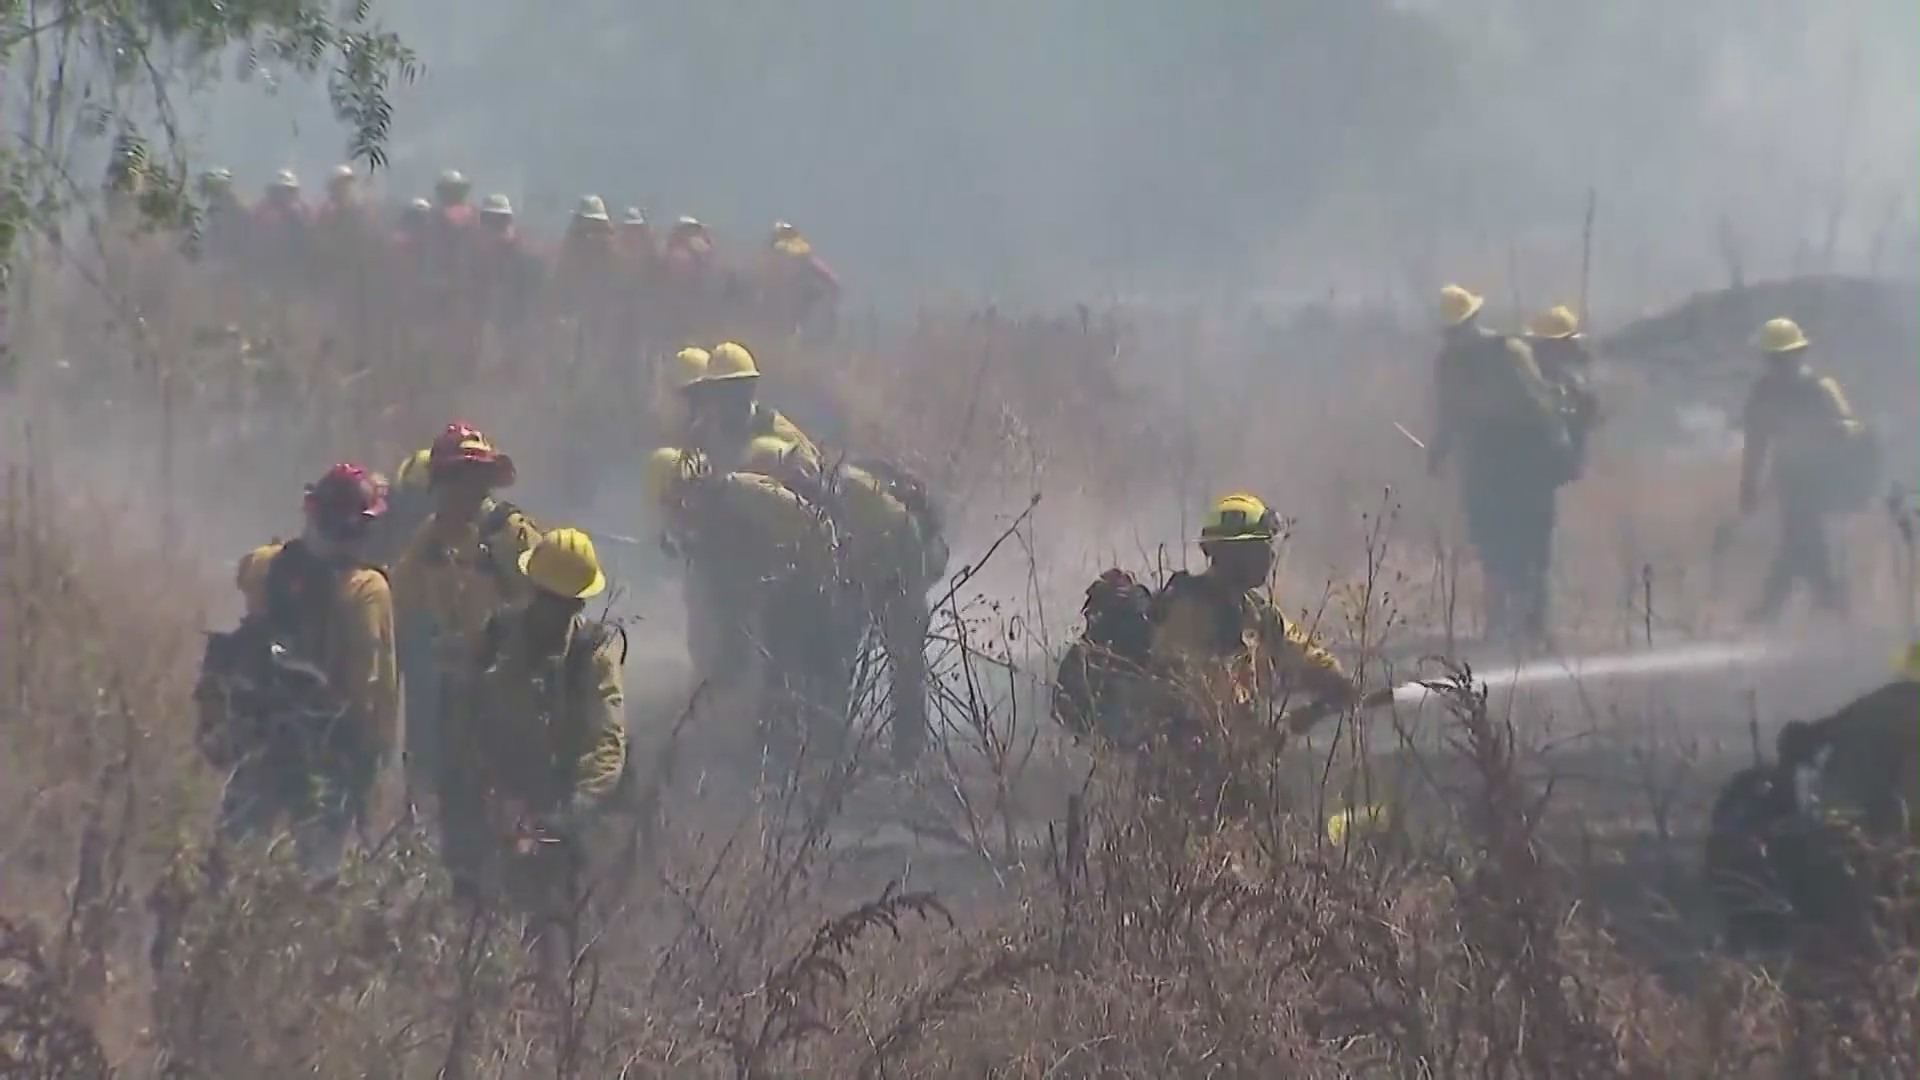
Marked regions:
[196,464,398,877]
[1705,646,1920,955]
[1054,493,1363,819]
[438,528,627,967]
[762,438,948,769]
[391,422,540,793]
[643,445,851,770]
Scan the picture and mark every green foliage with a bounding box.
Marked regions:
[0,0,417,272]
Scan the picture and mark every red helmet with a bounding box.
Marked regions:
[427,421,515,485]
[305,463,386,537]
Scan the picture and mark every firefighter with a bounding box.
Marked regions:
[392,197,432,247]
[315,165,364,228]
[195,167,251,263]
[310,164,376,288]
[432,169,475,229]
[551,195,620,303]
[649,346,709,442]
[760,221,841,338]
[1774,649,1920,841]
[391,423,540,792]
[618,208,661,327]
[1738,318,1878,621]
[472,194,542,328]
[748,437,944,768]
[618,207,656,262]
[201,464,398,877]
[1427,285,1573,645]
[680,341,821,474]
[419,170,476,287]
[439,527,626,972]
[1526,303,1601,476]
[1053,494,1361,817]
[664,215,715,268]
[1703,653,1920,956]
[250,169,312,274]
[642,445,849,766]
[387,197,435,282]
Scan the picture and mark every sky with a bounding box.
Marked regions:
[174,0,1920,311]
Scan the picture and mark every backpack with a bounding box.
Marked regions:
[1052,569,1156,743]
[1150,571,1249,659]
[195,541,383,768]
[478,614,628,692]
[843,457,950,583]
[476,615,632,801]
[1446,334,1573,466]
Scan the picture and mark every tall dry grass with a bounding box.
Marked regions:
[1,235,1914,1077]
[5,467,1917,1078]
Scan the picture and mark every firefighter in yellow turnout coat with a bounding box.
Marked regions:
[391,422,541,789]
[439,528,627,919]
[206,464,398,877]
[1055,493,1361,820]
[644,445,848,768]
[1738,318,1878,620]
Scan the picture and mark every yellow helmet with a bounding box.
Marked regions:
[1198,493,1279,543]
[667,347,710,391]
[1757,317,1809,354]
[1530,304,1580,340]
[393,448,433,488]
[1438,284,1484,327]
[518,527,607,600]
[700,341,761,383]
[642,447,703,509]
[1899,642,1920,681]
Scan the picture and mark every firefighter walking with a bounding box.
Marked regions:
[1427,285,1576,645]
[198,464,399,878]
[643,444,853,771]
[1738,317,1878,621]
[438,528,628,981]
[391,423,540,796]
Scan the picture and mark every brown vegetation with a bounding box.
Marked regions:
[1,245,1915,1077]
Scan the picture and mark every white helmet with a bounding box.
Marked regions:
[575,194,610,222]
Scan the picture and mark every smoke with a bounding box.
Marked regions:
[184,0,1920,311]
